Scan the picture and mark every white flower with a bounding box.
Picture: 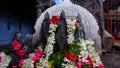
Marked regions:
[0,52,11,68]
[67,35,74,44]
[63,57,70,62]
[23,59,34,68]
[85,39,94,46]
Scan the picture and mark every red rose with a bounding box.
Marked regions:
[86,56,93,63]
[12,40,22,51]
[50,16,58,24]
[95,64,105,68]
[19,59,25,67]
[32,55,38,62]
[77,62,84,68]
[15,50,27,56]
[85,56,93,67]
[35,50,44,57]
[69,53,77,61]
[65,53,77,61]
[31,50,43,62]
[65,53,70,59]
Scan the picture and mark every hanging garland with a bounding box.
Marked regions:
[17,15,104,68]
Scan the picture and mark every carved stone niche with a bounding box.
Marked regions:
[33,0,102,54]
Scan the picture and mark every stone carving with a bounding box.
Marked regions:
[33,0,101,54]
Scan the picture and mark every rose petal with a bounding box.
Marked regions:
[32,55,38,62]
[15,50,27,56]
[50,16,58,24]
[77,62,84,68]
[19,59,25,67]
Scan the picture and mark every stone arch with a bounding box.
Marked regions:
[33,0,101,54]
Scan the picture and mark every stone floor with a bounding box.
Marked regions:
[102,51,120,68]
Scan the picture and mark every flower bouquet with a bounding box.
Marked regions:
[19,14,104,68]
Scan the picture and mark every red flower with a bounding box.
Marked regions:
[95,64,105,68]
[32,55,38,62]
[86,56,92,62]
[77,62,84,68]
[35,50,44,57]
[69,53,77,61]
[19,59,25,67]
[15,50,27,56]
[65,53,77,61]
[32,50,44,62]
[0,56,2,63]
[50,16,58,24]
[65,53,70,59]
[12,40,22,51]
[85,56,93,67]
[85,61,93,68]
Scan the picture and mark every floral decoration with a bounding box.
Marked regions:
[16,16,104,68]
[11,40,27,56]
[12,40,22,51]
[0,52,11,68]
[32,50,43,62]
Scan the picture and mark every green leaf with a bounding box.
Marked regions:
[82,64,91,68]
[68,44,79,55]
[48,52,64,68]
[2,49,11,55]
[22,65,26,68]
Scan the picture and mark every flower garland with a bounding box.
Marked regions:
[62,19,78,68]
[39,23,57,67]
[41,16,58,67]
[62,19,104,68]
[20,16,104,68]
[21,16,59,68]
[45,23,57,60]
[86,40,103,67]
[66,19,76,44]
[11,40,27,56]
[77,39,104,68]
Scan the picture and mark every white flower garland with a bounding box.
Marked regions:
[62,19,77,68]
[22,18,104,68]
[77,39,89,62]
[77,39,103,67]
[62,19,103,68]
[86,40,103,67]
[45,23,57,60]
[66,19,76,44]
[40,23,57,68]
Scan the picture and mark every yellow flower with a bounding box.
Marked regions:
[47,61,53,68]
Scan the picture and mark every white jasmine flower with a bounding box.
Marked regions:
[64,57,70,62]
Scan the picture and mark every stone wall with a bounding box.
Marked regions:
[71,0,104,37]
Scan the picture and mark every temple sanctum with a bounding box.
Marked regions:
[0,0,120,68]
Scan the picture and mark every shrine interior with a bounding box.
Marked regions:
[0,0,120,68]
